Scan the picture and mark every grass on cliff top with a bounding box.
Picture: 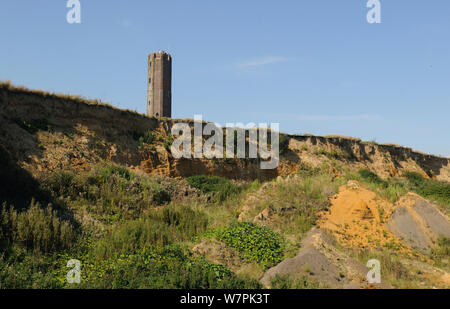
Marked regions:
[0,80,149,118]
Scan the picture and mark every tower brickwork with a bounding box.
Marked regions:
[147,51,172,118]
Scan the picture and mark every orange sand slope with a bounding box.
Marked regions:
[318,181,410,253]
[319,180,450,256]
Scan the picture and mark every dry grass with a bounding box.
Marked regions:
[0,80,150,120]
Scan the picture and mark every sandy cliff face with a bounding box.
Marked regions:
[288,135,450,181]
[1,83,449,182]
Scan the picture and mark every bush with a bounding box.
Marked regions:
[14,118,49,134]
[355,249,411,284]
[315,148,354,160]
[0,145,50,209]
[94,205,208,259]
[186,175,241,202]
[164,135,174,151]
[139,131,154,145]
[430,236,450,267]
[270,274,321,289]
[358,169,388,187]
[43,164,172,221]
[214,222,284,267]
[405,172,450,207]
[279,135,290,156]
[0,200,75,253]
[354,169,409,203]
[0,251,64,289]
[0,244,261,289]
[247,171,342,237]
[80,245,262,289]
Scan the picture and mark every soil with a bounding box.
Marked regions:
[387,193,450,253]
[317,181,411,254]
[260,228,392,289]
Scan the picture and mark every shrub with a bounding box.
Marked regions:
[430,236,450,267]
[279,135,290,155]
[214,222,284,267]
[0,145,50,209]
[0,251,64,289]
[355,249,411,284]
[405,172,450,207]
[0,244,261,289]
[45,170,76,198]
[270,274,321,289]
[358,169,388,187]
[14,118,49,134]
[315,148,354,160]
[139,131,154,145]
[186,175,241,202]
[94,205,208,259]
[164,135,174,151]
[247,171,342,237]
[0,200,75,253]
[43,164,172,221]
[80,245,262,289]
[353,169,411,203]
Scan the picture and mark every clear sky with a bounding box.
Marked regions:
[1,1,449,157]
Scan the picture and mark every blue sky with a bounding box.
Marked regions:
[1,1,449,157]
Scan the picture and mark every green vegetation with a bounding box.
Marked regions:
[0,200,75,253]
[186,175,241,202]
[164,134,174,151]
[74,248,261,289]
[358,169,388,187]
[0,145,51,209]
[139,131,154,145]
[279,134,290,155]
[270,274,322,289]
[430,237,450,269]
[352,169,408,203]
[352,169,450,209]
[94,206,208,258]
[14,118,49,134]
[0,161,265,289]
[314,147,354,161]
[247,167,344,239]
[1,149,448,289]
[43,164,171,222]
[0,243,261,289]
[405,172,450,208]
[213,222,284,268]
[352,249,416,288]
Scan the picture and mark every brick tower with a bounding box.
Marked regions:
[147,51,172,118]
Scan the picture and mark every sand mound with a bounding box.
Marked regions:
[260,228,391,289]
[387,193,450,253]
[317,181,410,253]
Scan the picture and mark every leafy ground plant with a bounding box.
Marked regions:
[186,175,241,202]
[213,222,284,268]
